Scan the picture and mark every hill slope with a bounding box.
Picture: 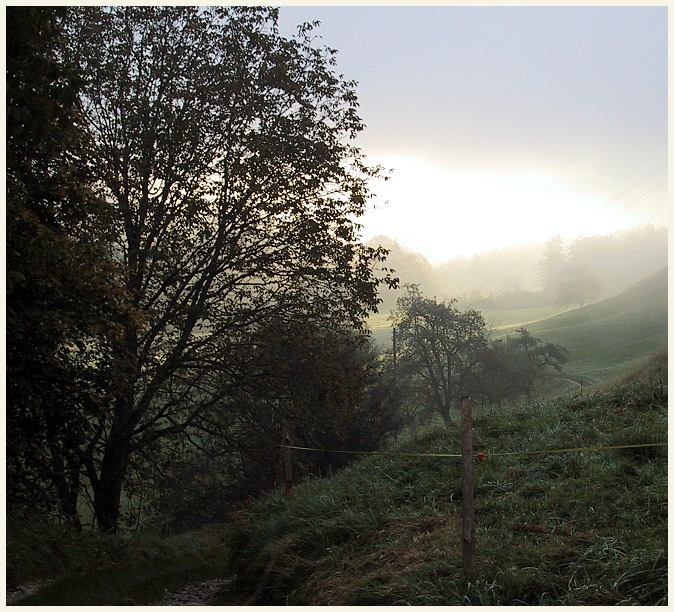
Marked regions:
[225,379,667,605]
[504,267,667,387]
[11,379,667,605]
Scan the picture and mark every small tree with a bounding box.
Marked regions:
[556,265,602,307]
[510,328,569,398]
[465,329,570,407]
[391,285,487,426]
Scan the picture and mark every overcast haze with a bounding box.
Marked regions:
[279,6,668,263]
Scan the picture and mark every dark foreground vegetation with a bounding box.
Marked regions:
[7,5,398,534]
[9,374,666,605]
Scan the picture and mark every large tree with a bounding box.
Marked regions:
[391,286,486,425]
[62,6,394,531]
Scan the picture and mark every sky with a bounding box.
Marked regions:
[278,6,668,263]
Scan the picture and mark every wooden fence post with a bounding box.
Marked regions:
[281,427,292,495]
[460,395,476,581]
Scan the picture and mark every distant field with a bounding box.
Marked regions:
[481,305,570,331]
[369,268,668,390]
[523,268,667,388]
[366,312,394,348]
[367,305,568,349]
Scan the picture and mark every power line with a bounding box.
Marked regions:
[464,172,667,310]
[464,164,666,300]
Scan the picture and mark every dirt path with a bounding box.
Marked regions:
[7,576,234,606]
[7,580,53,605]
[155,577,232,606]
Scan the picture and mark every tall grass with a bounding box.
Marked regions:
[223,377,667,605]
[8,376,666,605]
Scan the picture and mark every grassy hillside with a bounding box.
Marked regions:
[9,377,667,605]
[519,268,667,387]
[481,305,571,330]
[224,378,667,605]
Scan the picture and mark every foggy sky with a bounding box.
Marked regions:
[279,6,667,263]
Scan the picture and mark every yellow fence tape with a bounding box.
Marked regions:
[280,442,666,460]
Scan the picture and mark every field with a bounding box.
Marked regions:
[522,268,667,387]
[371,267,667,391]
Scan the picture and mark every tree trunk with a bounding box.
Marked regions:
[94,314,139,532]
[61,461,82,530]
[440,352,453,427]
[439,402,451,426]
[94,427,131,532]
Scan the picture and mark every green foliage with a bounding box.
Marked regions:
[464,327,569,406]
[390,285,487,425]
[225,378,666,605]
[6,7,126,526]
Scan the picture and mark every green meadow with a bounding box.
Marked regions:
[371,267,667,391]
[521,268,667,387]
[215,378,669,605]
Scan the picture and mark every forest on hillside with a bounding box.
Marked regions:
[371,225,667,311]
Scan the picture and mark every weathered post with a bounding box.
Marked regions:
[281,427,292,495]
[460,395,476,581]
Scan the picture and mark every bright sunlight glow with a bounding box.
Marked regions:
[361,155,648,264]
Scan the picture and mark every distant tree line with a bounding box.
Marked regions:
[371,226,666,312]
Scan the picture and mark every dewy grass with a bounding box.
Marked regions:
[227,377,667,605]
